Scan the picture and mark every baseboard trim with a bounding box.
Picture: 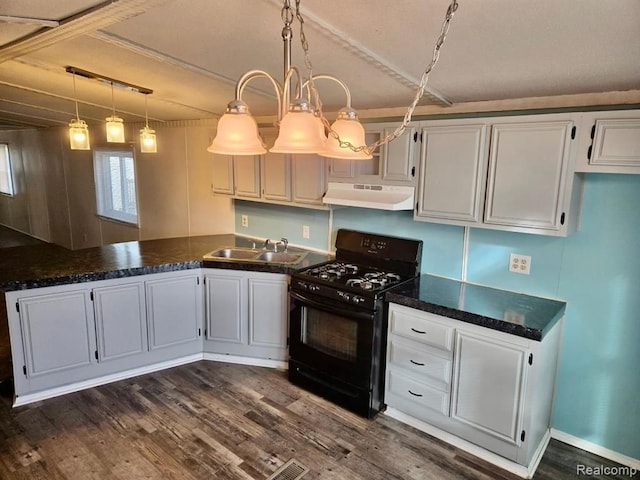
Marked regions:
[203,353,287,370]
[384,407,545,479]
[13,353,203,407]
[550,429,640,470]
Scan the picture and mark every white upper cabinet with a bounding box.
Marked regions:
[291,154,327,205]
[417,121,488,223]
[328,121,418,185]
[211,128,327,208]
[484,119,574,231]
[233,155,261,199]
[262,149,292,202]
[211,154,235,195]
[415,113,582,236]
[574,109,640,173]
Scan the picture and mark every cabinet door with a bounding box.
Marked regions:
[485,121,572,230]
[93,282,147,362]
[146,274,201,350]
[262,150,292,201]
[247,274,288,359]
[417,124,487,223]
[591,118,640,167]
[291,154,326,205]
[354,128,383,178]
[205,271,245,344]
[451,331,527,446]
[381,125,416,182]
[233,155,261,198]
[328,158,355,178]
[18,290,94,377]
[211,154,234,195]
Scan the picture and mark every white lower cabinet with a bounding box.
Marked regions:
[203,268,288,361]
[451,331,527,446]
[146,274,202,350]
[385,303,563,477]
[5,267,289,404]
[17,288,95,378]
[93,282,147,362]
[6,270,204,403]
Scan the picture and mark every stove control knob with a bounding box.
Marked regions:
[297,281,308,290]
[342,293,351,302]
[352,296,365,304]
[309,284,320,292]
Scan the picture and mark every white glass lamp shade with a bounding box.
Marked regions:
[106,115,125,143]
[140,126,157,153]
[69,119,91,150]
[320,114,371,160]
[270,103,326,154]
[207,111,266,155]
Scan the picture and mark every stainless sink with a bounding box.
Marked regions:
[255,251,303,263]
[204,247,307,265]
[206,247,259,260]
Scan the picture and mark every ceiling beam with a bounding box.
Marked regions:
[0,0,171,64]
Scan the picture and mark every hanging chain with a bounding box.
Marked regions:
[295,0,323,117]
[281,0,293,27]
[294,0,459,155]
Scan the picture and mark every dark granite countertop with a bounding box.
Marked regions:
[0,234,332,292]
[386,275,566,341]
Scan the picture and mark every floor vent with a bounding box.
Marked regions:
[266,459,309,480]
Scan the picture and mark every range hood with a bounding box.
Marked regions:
[322,182,415,211]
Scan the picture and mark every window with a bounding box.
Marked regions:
[0,144,14,196]
[93,148,138,225]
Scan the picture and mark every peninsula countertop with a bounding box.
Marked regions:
[386,274,566,341]
[0,234,332,292]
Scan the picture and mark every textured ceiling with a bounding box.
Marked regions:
[1,0,639,130]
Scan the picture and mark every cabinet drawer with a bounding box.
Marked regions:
[388,337,452,386]
[386,368,450,416]
[389,306,454,351]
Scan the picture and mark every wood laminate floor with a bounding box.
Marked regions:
[0,362,635,479]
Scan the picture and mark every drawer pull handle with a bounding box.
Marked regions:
[410,327,426,334]
[408,390,423,397]
[410,359,425,366]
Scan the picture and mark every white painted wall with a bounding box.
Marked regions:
[0,121,234,249]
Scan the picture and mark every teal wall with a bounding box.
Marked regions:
[234,201,329,251]
[234,174,640,459]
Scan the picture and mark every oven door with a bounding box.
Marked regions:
[289,290,378,389]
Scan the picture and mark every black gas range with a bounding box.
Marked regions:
[288,229,423,418]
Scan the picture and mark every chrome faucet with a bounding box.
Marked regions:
[263,238,271,250]
[272,238,288,253]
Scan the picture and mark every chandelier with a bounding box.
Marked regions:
[207,0,459,160]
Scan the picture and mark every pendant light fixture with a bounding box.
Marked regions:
[208,0,458,159]
[106,82,125,143]
[68,69,90,150]
[140,93,157,153]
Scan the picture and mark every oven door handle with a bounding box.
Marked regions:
[290,291,374,322]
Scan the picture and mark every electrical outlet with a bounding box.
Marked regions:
[241,215,249,228]
[302,225,310,239]
[509,253,531,275]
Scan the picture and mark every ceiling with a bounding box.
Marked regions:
[1,0,639,130]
